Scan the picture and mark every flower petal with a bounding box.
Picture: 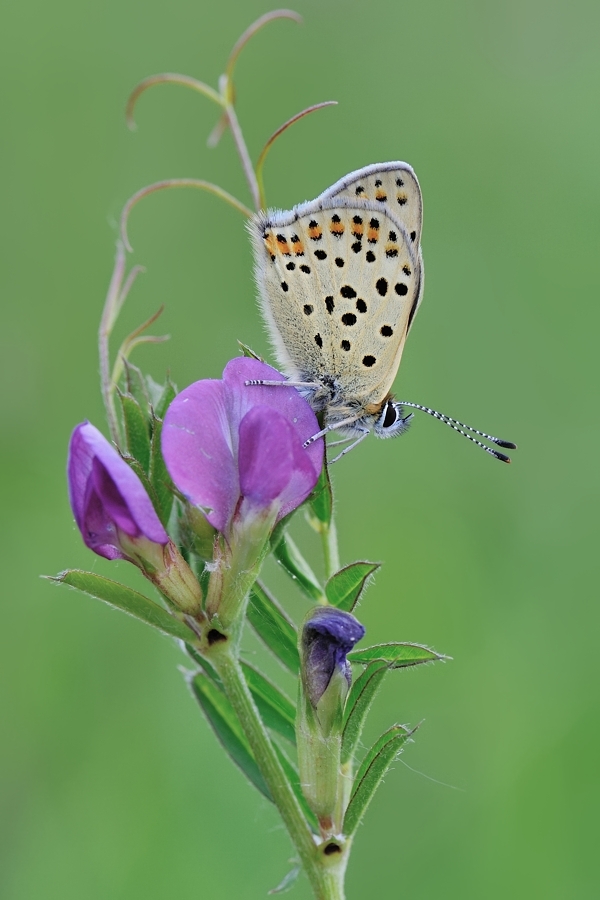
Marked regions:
[223,357,323,479]
[67,422,168,559]
[238,406,298,508]
[302,608,366,707]
[162,359,324,535]
[161,380,238,534]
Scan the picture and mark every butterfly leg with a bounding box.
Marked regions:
[303,414,363,448]
[326,435,356,448]
[328,429,370,463]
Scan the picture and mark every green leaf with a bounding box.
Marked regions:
[343,724,415,835]
[268,865,301,895]
[272,534,324,603]
[348,642,449,668]
[188,671,272,801]
[341,661,388,765]
[118,391,151,472]
[123,359,150,412]
[325,561,380,612]
[184,646,296,745]
[308,462,332,528]
[247,583,300,674]
[272,743,320,834]
[49,570,195,641]
[242,662,297,745]
[153,376,177,420]
[237,340,263,361]
[148,415,174,527]
[184,643,223,686]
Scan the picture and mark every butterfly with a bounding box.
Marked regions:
[247,162,516,462]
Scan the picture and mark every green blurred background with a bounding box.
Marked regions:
[2,0,598,897]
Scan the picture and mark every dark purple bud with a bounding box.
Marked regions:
[302,607,366,709]
[162,358,323,537]
[68,421,168,560]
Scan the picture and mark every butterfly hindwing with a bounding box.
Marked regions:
[323,163,424,335]
[321,162,423,248]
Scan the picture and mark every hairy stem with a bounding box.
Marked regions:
[99,243,126,445]
[212,648,347,899]
[322,517,340,581]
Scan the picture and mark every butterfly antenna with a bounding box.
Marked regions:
[396,401,517,463]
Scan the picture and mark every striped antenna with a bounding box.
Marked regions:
[395,401,517,463]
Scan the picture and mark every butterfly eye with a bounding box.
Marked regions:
[381,401,398,429]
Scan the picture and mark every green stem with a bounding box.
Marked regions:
[211,648,347,899]
[322,517,340,581]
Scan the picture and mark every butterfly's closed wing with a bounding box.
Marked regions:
[321,162,423,247]
[250,191,421,416]
[322,163,425,335]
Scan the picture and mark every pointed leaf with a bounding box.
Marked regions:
[184,644,296,745]
[348,642,449,668]
[123,359,151,412]
[118,391,151,471]
[272,534,324,603]
[145,375,165,409]
[341,661,388,764]
[308,462,332,527]
[153,376,177,420]
[237,341,262,361]
[184,643,222,686]
[268,865,301,895]
[148,414,174,527]
[49,570,195,641]
[343,724,414,835]
[188,671,272,801]
[247,583,300,673]
[326,562,379,612]
[242,662,297,744]
[272,743,320,834]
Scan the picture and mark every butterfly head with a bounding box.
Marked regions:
[372,397,413,439]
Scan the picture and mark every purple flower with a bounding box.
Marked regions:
[161,358,323,537]
[68,422,168,561]
[301,607,366,709]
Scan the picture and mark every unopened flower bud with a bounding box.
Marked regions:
[297,607,365,835]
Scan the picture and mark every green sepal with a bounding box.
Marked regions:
[272,742,320,834]
[341,660,388,765]
[272,533,324,603]
[122,454,166,527]
[247,582,300,674]
[187,671,272,801]
[118,390,151,472]
[153,376,177,420]
[307,462,332,528]
[237,340,263,361]
[148,414,174,527]
[241,662,297,745]
[348,642,449,668]
[49,570,195,641]
[268,865,301,895]
[123,359,151,413]
[343,724,415,835]
[144,374,165,410]
[325,561,380,612]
